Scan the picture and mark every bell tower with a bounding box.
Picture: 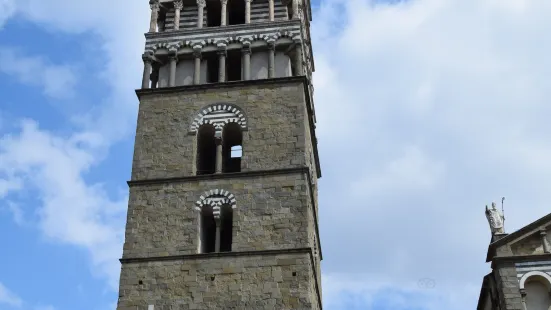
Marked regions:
[116,0,322,308]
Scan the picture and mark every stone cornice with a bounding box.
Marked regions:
[127,167,308,186]
[145,20,302,53]
[491,253,551,269]
[145,20,301,40]
[120,247,323,309]
[136,75,302,97]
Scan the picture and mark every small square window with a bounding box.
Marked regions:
[231,145,242,158]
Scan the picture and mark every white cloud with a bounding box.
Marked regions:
[12,0,148,142]
[2,0,551,309]
[0,0,15,28]
[4,201,25,226]
[0,120,127,289]
[0,0,148,293]
[0,48,77,99]
[313,0,551,308]
[0,281,22,307]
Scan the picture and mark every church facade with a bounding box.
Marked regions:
[115,0,322,309]
[479,205,551,310]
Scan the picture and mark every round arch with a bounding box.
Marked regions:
[520,271,551,290]
[190,103,248,134]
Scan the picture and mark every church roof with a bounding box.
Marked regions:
[486,212,551,262]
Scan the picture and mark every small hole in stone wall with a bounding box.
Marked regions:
[292,272,297,277]
[211,276,215,281]
[139,280,143,285]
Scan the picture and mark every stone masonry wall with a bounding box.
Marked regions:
[494,263,523,310]
[122,172,314,258]
[117,252,320,309]
[131,81,309,180]
[511,232,545,256]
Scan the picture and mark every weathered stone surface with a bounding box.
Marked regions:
[511,232,545,256]
[117,78,322,309]
[122,173,315,258]
[117,252,320,310]
[494,263,523,310]
[131,81,314,180]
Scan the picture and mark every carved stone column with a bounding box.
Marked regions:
[149,0,160,32]
[267,40,275,78]
[292,0,299,19]
[215,134,223,173]
[269,0,275,21]
[193,46,202,84]
[151,64,160,89]
[142,54,153,89]
[294,42,303,76]
[242,44,251,80]
[197,0,206,28]
[218,46,227,82]
[221,0,228,26]
[541,230,551,253]
[520,289,527,310]
[169,53,178,87]
[173,0,183,30]
[214,217,221,252]
[245,0,253,24]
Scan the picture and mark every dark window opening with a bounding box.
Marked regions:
[287,3,293,20]
[228,0,245,25]
[227,49,242,81]
[222,123,242,173]
[219,205,233,252]
[150,65,160,89]
[205,52,219,83]
[158,10,167,32]
[290,51,297,76]
[207,0,222,27]
[197,124,216,175]
[200,206,217,253]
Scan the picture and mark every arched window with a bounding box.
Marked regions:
[207,0,222,27]
[222,122,242,173]
[196,189,237,254]
[525,277,551,310]
[197,124,216,175]
[228,0,245,25]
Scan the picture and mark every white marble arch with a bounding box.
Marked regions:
[520,271,551,290]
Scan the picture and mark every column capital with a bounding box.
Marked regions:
[245,0,253,2]
[197,0,206,8]
[541,230,548,236]
[169,53,179,62]
[267,40,276,50]
[213,206,222,221]
[149,0,160,10]
[142,53,154,63]
[173,0,184,9]
[242,46,251,55]
[192,45,202,58]
[217,43,227,54]
[221,0,228,4]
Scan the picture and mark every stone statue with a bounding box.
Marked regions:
[485,202,505,234]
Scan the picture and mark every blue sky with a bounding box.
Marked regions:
[2,0,551,309]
